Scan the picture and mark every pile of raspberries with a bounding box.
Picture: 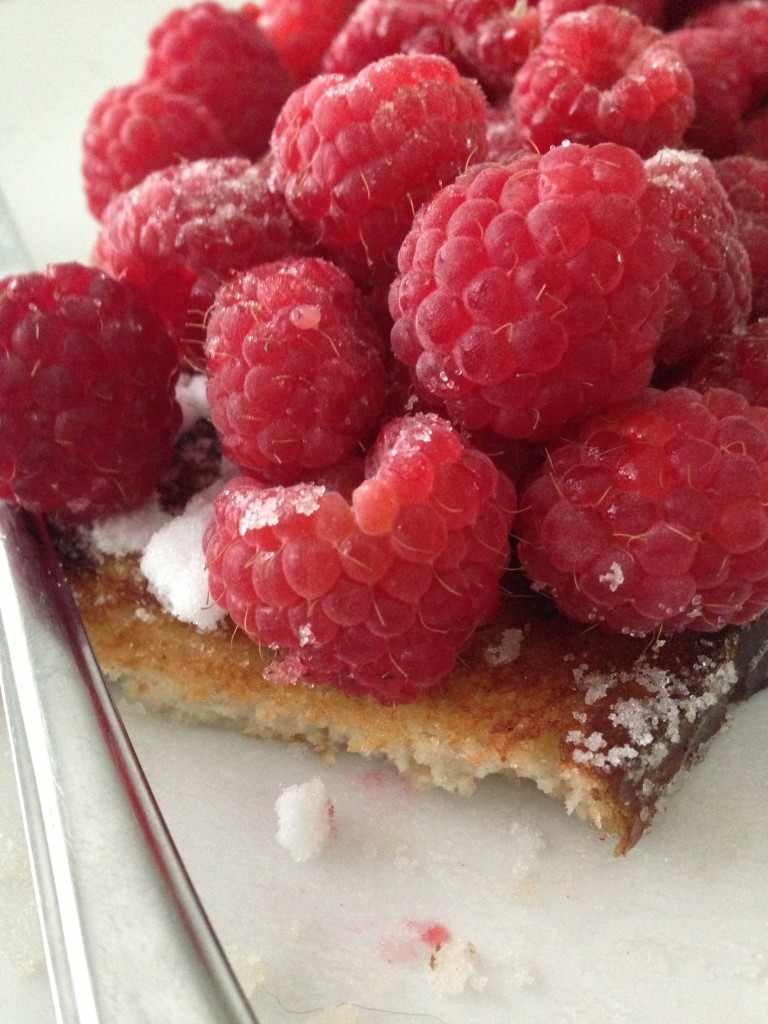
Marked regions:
[4,0,768,702]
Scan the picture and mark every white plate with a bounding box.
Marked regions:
[2,5,768,1022]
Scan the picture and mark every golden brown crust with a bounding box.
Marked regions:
[59,532,768,855]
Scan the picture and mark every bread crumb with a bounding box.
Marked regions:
[275,778,335,862]
[429,938,487,994]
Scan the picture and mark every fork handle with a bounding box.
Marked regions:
[0,504,260,1024]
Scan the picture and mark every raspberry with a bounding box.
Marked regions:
[539,0,665,27]
[93,156,309,368]
[322,0,458,77]
[142,1,294,160]
[203,413,517,702]
[269,53,488,281]
[517,386,768,635]
[82,81,233,220]
[714,155,768,319]
[484,103,531,163]
[205,257,388,483]
[389,142,676,442]
[443,0,542,94]
[0,263,181,519]
[666,26,756,157]
[645,149,752,368]
[738,110,768,161]
[687,319,768,407]
[690,0,768,99]
[252,0,359,83]
[511,5,694,157]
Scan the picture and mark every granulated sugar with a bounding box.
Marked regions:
[140,481,230,631]
[567,655,738,776]
[484,627,524,666]
[275,778,335,862]
[89,497,172,557]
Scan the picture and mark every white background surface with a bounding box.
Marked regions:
[1,4,767,1022]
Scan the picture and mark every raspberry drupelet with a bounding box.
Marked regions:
[512,4,694,157]
[203,413,517,703]
[517,386,768,636]
[205,257,389,484]
[142,0,294,160]
[269,53,488,283]
[0,263,181,519]
[93,156,310,368]
[389,141,676,443]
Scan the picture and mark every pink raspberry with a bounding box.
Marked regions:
[82,81,233,220]
[142,1,294,160]
[484,103,532,163]
[203,413,517,702]
[322,0,457,77]
[93,156,310,368]
[666,26,756,157]
[687,319,768,407]
[442,0,542,94]
[714,155,768,319]
[269,53,488,282]
[517,386,768,635]
[389,142,676,442]
[690,0,768,98]
[0,263,181,519]
[205,257,389,484]
[645,148,752,368]
[512,5,694,157]
[539,0,665,27]
[252,0,359,83]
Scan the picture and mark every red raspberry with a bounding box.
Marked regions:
[484,103,531,163]
[517,386,768,635]
[666,26,756,157]
[0,263,181,519]
[203,413,517,702]
[322,0,457,77]
[687,319,768,407]
[269,53,488,281]
[389,142,676,442]
[738,110,768,161]
[93,156,310,368]
[645,149,752,368]
[512,5,694,157]
[539,0,665,26]
[251,0,359,83]
[142,1,294,160]
[443,0,542,94]
[690,0,768,99]
[714,155,768,319]
[205,257,388,484]
[82,81,233,220]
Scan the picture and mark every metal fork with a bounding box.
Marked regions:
[0,193,261,1022]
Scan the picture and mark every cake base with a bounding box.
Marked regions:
[56,527,768,854]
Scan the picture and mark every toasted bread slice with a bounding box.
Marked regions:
[55,506,768,855]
